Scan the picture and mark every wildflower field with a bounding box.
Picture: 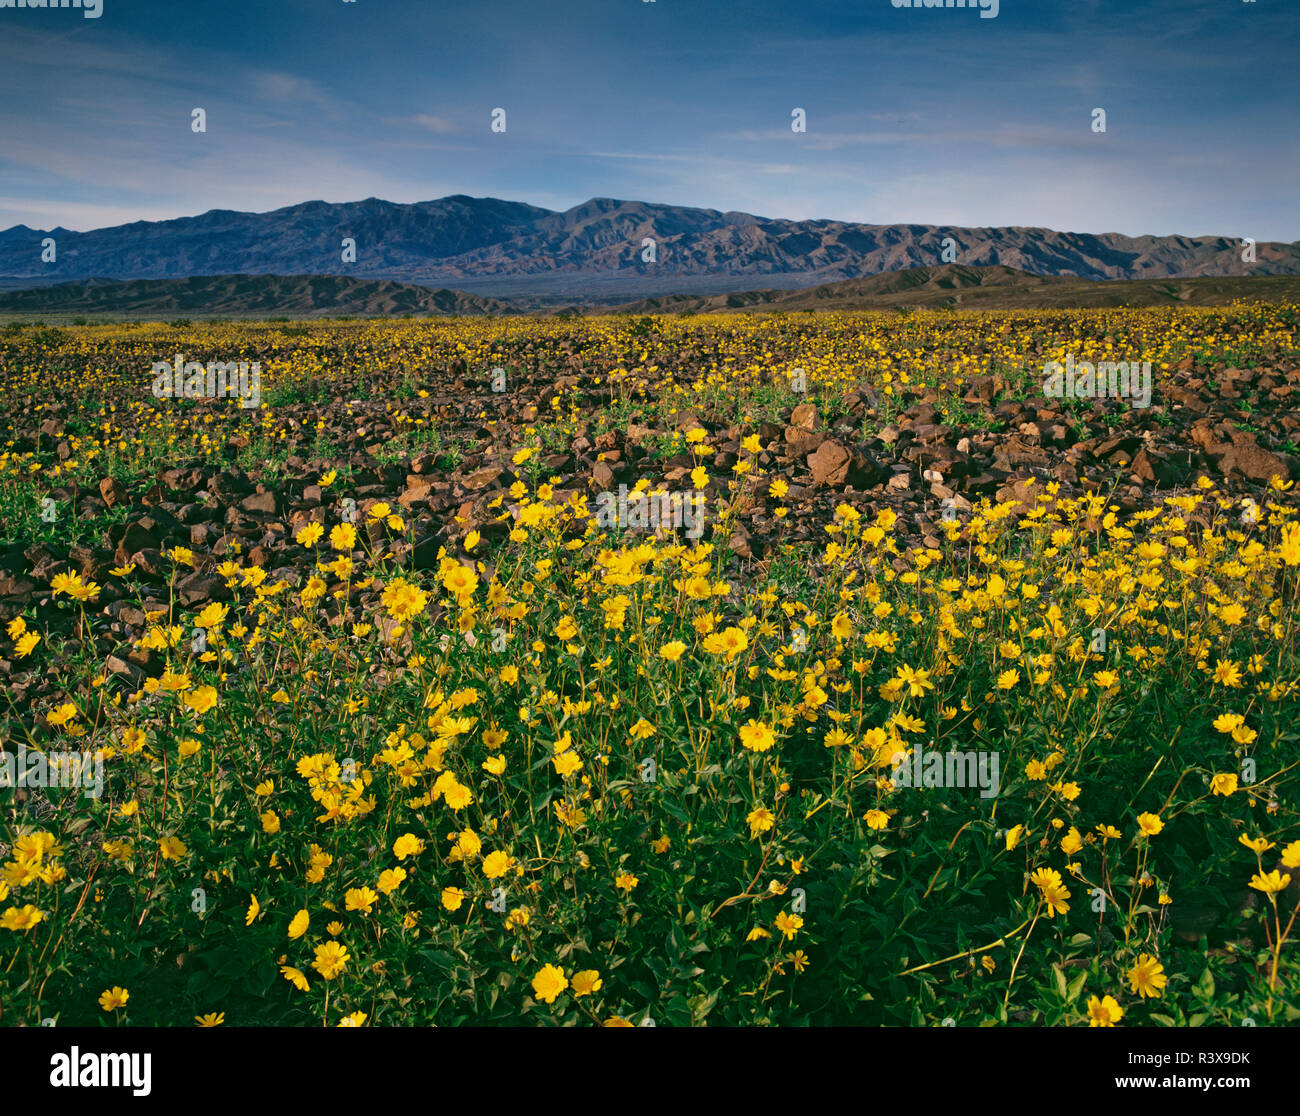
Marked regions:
[1,306,1299,1027]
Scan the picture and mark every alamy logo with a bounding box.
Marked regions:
[1,0,102,16]
[1,744,104,799]
[151,353,261,409]
[891,0,998,18]
[1043,353,1152,409]
[595,485,705,540]
[50,1048,151,1096]
[891,740,1000,799]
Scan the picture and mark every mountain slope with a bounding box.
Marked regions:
[606,266,1300,313]
[2,196,1296,301]
[0,274,511,317]
[2,266,1297,318]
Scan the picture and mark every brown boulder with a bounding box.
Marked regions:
[99,478,125,509]
[240,491,277,515]
[463,466,508,491]
[808,440,851,487]
[592,461,617,492]
[398,477,433,509]
[785,432,828,458]
[790,403,819,431]
[807,440,885,490]
[1208,443,1290,485]
[995,478,1044,515]
[176,573,230,608]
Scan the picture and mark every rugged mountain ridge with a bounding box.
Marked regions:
[3,196,1295,300]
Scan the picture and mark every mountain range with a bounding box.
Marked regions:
[2,196,1297,304]
[3,266,1297,319]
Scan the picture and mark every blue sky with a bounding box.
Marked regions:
[0,0,1295,239]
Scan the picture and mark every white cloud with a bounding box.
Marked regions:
[412,115,458,134]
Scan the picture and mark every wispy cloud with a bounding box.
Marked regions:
[247,71,340,113]
[412,114,459,134]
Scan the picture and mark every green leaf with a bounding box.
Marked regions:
[691,988,721,1021]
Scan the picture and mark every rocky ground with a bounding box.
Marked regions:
[2,312,1298,725]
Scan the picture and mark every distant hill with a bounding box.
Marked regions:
[2,266,1296,320]
[2,195,1296,303]
[607,265,1300,314]
[0,274,511,317]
